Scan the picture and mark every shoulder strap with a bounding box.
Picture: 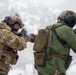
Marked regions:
[51,25,68,47]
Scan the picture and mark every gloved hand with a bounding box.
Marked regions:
[20,28,28,41]
[28,34,37,43]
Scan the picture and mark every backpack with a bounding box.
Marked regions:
[33,25,52,66]
[33,24,63,53]
[33,25,52,53]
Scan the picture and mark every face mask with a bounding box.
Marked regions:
[64,16,76,28]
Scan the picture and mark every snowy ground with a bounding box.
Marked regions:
[7,60,76,75]
[0,0,76,75]
[8,64,38,75]
[7,61,76,75]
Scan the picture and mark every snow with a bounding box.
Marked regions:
[8,69,25,75]
[8,64,38,75]
[0,0,76,75]
[7,62,76,75]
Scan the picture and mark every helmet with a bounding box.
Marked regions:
[57,10,76,28]
[4,14,24,28]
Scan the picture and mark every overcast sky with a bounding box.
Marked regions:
[0,0,76,75]
[25,0,66,7]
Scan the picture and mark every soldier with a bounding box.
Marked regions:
[0,14,26,75]
[33,10,76,75]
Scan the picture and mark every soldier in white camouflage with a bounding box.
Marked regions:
[0,14,26,75]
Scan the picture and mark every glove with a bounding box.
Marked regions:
[29,34,37,43]
[20,28,28,40]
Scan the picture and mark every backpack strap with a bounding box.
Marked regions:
[51,25,69,47]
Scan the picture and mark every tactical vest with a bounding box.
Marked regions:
[0,22,18,65]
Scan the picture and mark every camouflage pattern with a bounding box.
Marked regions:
[35,21,76,75]
[0,21,26,75]
[0,22,26,50]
